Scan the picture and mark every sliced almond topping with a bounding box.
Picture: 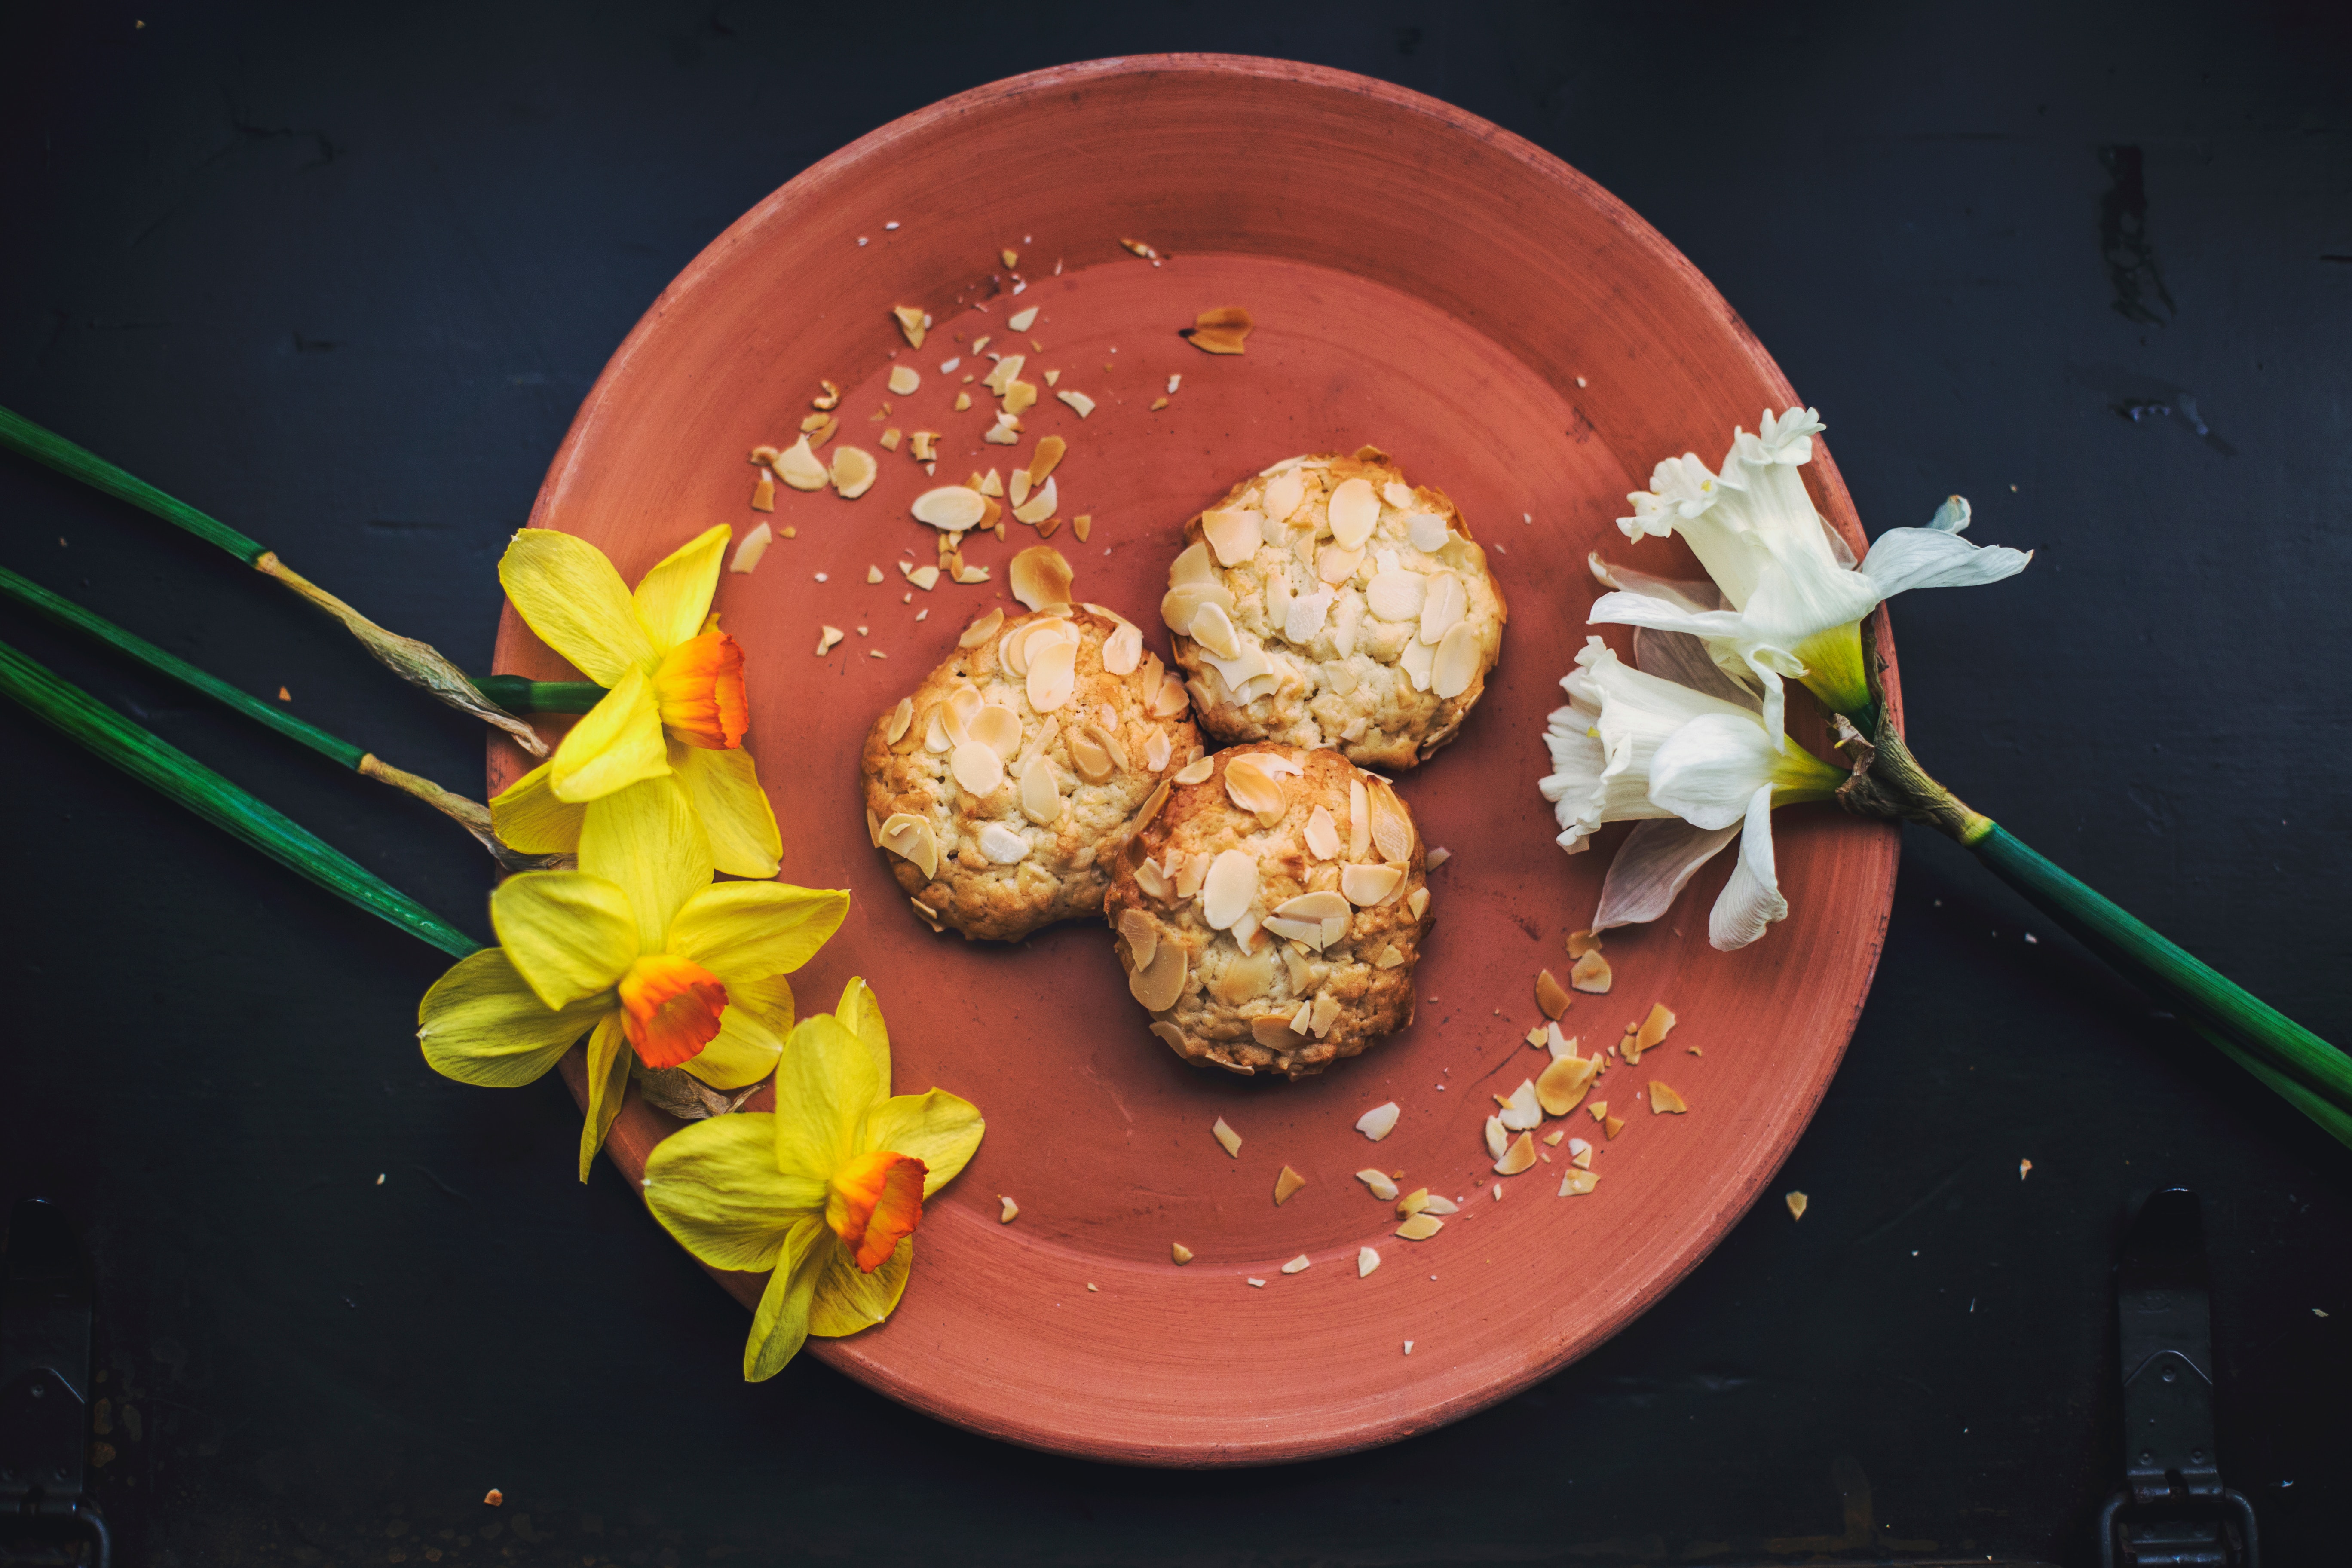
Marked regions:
[1184,305,1253,355]
[1272,1166,1309,1207]
[827,444,878,499]
[877,812,940,879]
[956,607,1006,650]
[1174,851,1209,900]
[1118,907,1159,971]
[1483,1115,1507,1159]
[1420,1194,1460,1215]
[950,741,1004,796]
[1355,1168,1400,1201]
[1566,929,1602,959]
[1347,780,1371,860]
[1004,380,1039,416]
[1397,1187,1428,1216]
[979,468,1004,499]
[1339,862,1404,906]
[1200,849,1258,931]
[887,364,921,396]
[1537,1054,1599,1117]
[1326,478,1379,550]
[1587,1100,1609,1123]
[1558,1169,1600,1197]
[1168,541,1216,587]
[883,696,914,745]
[891,304,926,348]
[1129,941,1187,1011]
[801,411,838,444]
[775,436,829,491]
[1356,1246,1381,1278]
[1315,544,1365,586]
[1785,1191,1808,1220]
[1394,1213,1444,1241]
[913,485,988,530]
[1372,945,1405,970]
[1025,637,1077,712]
[816,625,846,656]
[1431,620,1481,700]
[1251,1011,1307,1048]
[1368,782,1414,862]
[1173,756,1216,787]
[1011,475,1058,526]
[1172,1241,1195,1264]
[1008,545,1073,610]
[1069,727,1115,784]
[1201,507,1265,567]
[1497,1078,1542,1130]
[1494,1131,1536,1176]
[1648,1080,1689,1115]
[1630,1003,1677,1061]
[1223,756,1287,821]
[1569,1137,1592,1169]
[1160,579,1237,636]
[1364,569,1426,624]
[1348,1101,1402,1144]
[1604,1113,1626,1140]
[1214,950,1277,1006]
[1405,887,1430,921]
[1131,781,1172,836]
[1007,468,1032,509]
[1092,621,1142,677]
[1026,435,1066,486]
[1057,389,1096,417]
[983,412,1022,445]
[908,563,941,591]
[729,521,773,575]
[1535,968,1573,1019]
[1299,805,1343,861]
[1084,721,1130,773]
[1211,1117,1243,1157]
[1571,948,1614,994]
[1273,891,1349,923]
[1189,600,1242,659]
[1418,571,1467,644]
[983,354,1024,395]
[1380,481,1414,509]
[1133,858,1171,900]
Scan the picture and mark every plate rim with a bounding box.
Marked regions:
[509,52,1904,1467]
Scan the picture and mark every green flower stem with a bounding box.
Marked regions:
[0,565,561,870]
[0,403,545,755]
[0,634,481,959]
[470,675,608,715]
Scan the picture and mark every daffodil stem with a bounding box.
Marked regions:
[0,635,481,959]
[470,674,607,714]
[0,402,545,756]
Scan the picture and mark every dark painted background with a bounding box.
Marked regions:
[2,3,2347,1564]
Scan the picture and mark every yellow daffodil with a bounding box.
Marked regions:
[642,978,984,1381]
[490,524,783,879]
[418,776,848,1179]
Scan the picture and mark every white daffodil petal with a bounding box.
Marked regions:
[1857,525,2034,599]
[1709,784,1789,950]
[1592,817,1742,934]
[1586,553,1722,614]
[1539,636,1763,853]
[1632,628,1762,712]
[1647,713,1791,831]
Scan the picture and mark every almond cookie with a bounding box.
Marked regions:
[1105,743,1433,1079]
[1161,449,1507,771]
[861,605,1201,941]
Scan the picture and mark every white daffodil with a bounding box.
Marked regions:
[1592,407,2032,717]
[1540,634,1844,950]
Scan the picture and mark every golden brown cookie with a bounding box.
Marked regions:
[1105,742,1434,1078]
[1160,448,1507,771]
[861,604,1201,941]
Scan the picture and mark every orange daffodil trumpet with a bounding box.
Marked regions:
[643,979,985,1381]
[489,524,784,879]
[417,775,848,1178]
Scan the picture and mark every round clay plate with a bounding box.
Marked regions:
[491,55,1900,1466]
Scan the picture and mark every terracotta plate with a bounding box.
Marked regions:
[492,55,1899,1466]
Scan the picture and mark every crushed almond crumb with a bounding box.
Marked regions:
[1785,1191,1809,1220]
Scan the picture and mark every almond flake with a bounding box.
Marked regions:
[1340,863,1404,906]
[913,485,988,530]
[800,411,838,444]
[775,436,829,491]
[1184,305,1253,355]
[1571,949,1613,993]
[1569,1138,1592,1169]
[1394,1213,1444,1241]
[1497,1078,1542,1130]
[1008,305,1039,332]
[1211,1117,1243,1157]
[1246,1278,1266,1288]
[891,305,926,348]
[998,1195,1019,1223]
[979,468,1004,498]
[910,431,938,461]
[1494,1130,1536,1176]
[1420,1194,1459,1215]
[1273,1165,1307,1206]
[1009,545,1074,610]
[1629,1003,1677,1061]
[958,607,1006,649]
[1119,237,1159,259]
[830,444,879,499]
[1431,621,1481,699]
[1281,1253,1311,1274]
[1326,477,1379,550]
[1537,1053,1599,1117]
[1355,1168,1400,1201]
[1302,806,1342,860]
[815,625,845,655]
[1406,887,1430,921]
[1355,1101,1401,1142]
[1587,1100,1609,1123]
[1785,1191,1809,1220]
[749,471,776,512]
[1483,1115,1507,1159]
[1604,1114,1626,1139]
[1558,1169,1600,1197]
[1072,514,1093,542]
[877,813,940,879]
[1357,1246,1381,1277]
[1129,941,1187,1011]
[887,364,921,396]
[1150,397,1169,410]
[1566,928,1602,958]
[1004,380,1039,415]
[909,564,941,591]
[1013,475,1058,526]
[729,522,773,575]
[1201,849,1258,930]
[1535,968,1573,1019]
[1057,389,1096,418]
[883,696,914,745]
[1648,1080,1688,1114]
[953,391,972,411]
[1543,1130,1565,1147]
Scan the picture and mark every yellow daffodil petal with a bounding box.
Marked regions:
[499,528,657,685]
[808,1234,911,1338]
[579,1011,632,1183]
[666,740,781,878]
[489,870,638,1010]
[549,668,671,804]
[487,761,585,854]
[666,882,850,986]
[577,775,711,950]
[833,977,891,1090]
[727,973,796,1041]
[642,1114,826,1271]
[631,523,730,655]
[745,1219,829,1382]
[680,990,784,1090]
[862,1090,985,1197]
[772,1014,881,1185]
[416,949,609,1087]
[616,952,727,1068]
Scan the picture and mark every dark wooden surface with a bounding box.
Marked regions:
[1,3,2346,1564]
